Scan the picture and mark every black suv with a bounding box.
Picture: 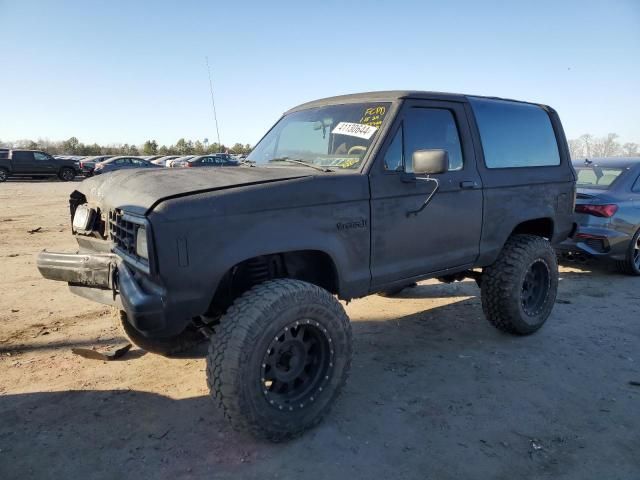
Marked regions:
[38,91,576,440]
[0,150,81,182]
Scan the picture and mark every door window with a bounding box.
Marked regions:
[34,152,49,161]
[403,108,464,171]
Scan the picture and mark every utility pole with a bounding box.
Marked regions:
[205,56,221,148]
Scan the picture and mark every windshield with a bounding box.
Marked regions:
[247,102,391,170]
[575,166,626,189]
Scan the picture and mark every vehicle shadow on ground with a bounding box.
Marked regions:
[4,288,637,480]
[385,280,479,300]
[2,268,638,478]
[5,178,84,183]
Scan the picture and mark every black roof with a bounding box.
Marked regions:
[285,90,551,114]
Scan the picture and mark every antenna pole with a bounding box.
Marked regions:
[205,56,221,148]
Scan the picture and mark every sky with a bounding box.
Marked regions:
[0,0,639,147]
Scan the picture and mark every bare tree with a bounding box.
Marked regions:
[622,142,639,156]
[568,133,639,159]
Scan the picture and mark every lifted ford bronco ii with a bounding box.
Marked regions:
[38,91,576,440]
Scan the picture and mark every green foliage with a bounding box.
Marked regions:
[142,140,158,155]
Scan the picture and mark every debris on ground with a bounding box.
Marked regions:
[27,227,42,234]
[629,381,640,387]
[71,343,132,361]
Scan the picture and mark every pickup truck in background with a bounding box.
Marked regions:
[0,149,81,182]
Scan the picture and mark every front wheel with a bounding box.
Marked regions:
[0,168,8,182]
[58,167,76,182]
[481,235,558,335]
[207,279,352,441]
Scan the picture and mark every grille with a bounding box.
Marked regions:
[108,209,138,257]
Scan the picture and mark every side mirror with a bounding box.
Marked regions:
[411,149,448,176]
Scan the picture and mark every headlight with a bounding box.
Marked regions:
[72,204,94,232]
[136,227,149,260]
[136,226,149,260]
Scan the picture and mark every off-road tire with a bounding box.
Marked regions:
[207,279,352,441]
[615,228,640,276]
[0,168,8,182]
[114,309,205,356]
[481,234,558,335]
[58,167,75,182]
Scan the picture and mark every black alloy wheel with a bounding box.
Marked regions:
[261,319,332,411]
[521,259,551,317]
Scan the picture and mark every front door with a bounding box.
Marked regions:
[369,100,483,288]
[33,152,57,173]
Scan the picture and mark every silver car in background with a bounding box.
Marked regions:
[559,157,640,274]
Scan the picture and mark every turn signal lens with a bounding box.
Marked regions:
[136,227,149,260]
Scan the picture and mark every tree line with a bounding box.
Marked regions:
[2,133,638,159]
[0,137,253,156]
[568,133,638,160]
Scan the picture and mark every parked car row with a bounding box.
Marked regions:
[0,150,244,180]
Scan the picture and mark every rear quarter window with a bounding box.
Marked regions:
[470,98,560,169]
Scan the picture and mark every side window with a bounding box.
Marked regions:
[34,152,49,161]
[470,98,561,168]
[404,108,464,171]
[383,126,403,171]
[632,175,640,193]
[115,158,129,164]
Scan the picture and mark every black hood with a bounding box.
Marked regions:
[79,166,312,214]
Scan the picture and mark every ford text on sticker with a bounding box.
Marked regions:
[332,122,378,140]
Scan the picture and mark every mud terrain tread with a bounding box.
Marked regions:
[481,234,557,335]
[207,279,352,441]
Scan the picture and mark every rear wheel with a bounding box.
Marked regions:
[615,228,640,276]
[58,167,75,182]
[0,168,8,182]
[481,235,558,335]
[114,309,206,356]
[207,279,352,441]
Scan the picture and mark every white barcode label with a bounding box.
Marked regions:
[331,122,378,140]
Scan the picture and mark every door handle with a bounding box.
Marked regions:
[460,181,478,189]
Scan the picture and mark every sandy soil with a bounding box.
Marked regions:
[1,180,639,479]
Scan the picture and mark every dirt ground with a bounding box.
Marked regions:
[1,180,639,480]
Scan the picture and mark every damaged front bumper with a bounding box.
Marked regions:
[37,251,167,334]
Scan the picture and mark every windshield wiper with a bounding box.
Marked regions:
[269,157,333,173]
